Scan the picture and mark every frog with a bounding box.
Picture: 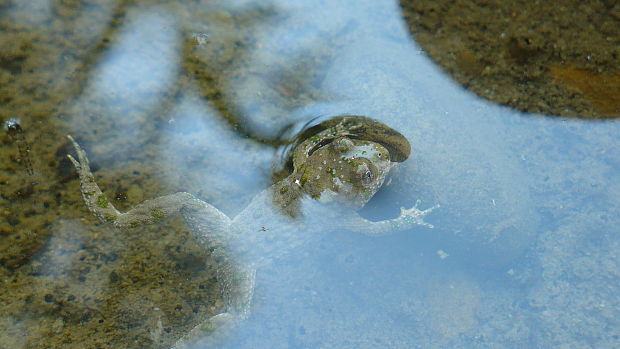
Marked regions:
[66,115,438,348]
[270,115,414,217]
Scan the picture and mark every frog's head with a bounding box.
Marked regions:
[296,137,394,209]
[276,115,411,213]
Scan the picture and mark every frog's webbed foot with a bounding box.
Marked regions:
[339,200,439,236]
[66,135,122,223]
[398,199,439,229]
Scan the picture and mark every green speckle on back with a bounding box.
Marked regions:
[300,170,309,186]
[151,208,165,223]
[307,134,322,143]
[347,158,363,167]
[97,195,109,208]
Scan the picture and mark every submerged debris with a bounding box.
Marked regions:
[5,118,34,176]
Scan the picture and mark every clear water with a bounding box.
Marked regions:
[1,0,618,348]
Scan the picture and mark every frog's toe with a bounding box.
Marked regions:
[208,312,234,328]
[400,202,439,228]
[66,135,91,170]
[66,153,80,170]
[172,312,236,349]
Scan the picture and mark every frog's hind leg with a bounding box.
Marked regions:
[68,135,253,347]
[66,135,231,232]
[172,262,256,349]
[66,135,122,223]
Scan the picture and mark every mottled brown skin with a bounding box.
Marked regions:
[273,115,410,217]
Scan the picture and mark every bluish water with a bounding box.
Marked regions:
[1,0,618,348]
[181,1,618,348]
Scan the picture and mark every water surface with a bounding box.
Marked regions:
[1,0,619,348]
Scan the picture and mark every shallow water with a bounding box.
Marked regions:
[1,0,619,348]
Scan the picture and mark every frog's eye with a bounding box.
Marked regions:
[360,167,375,186]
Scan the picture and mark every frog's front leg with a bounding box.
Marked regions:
[339,200,439,236]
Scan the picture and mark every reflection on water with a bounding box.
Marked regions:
[0,0,619,348]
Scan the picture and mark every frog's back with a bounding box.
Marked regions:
[228,189,318,266]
